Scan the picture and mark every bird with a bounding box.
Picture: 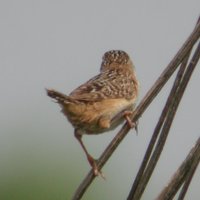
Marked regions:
[46,50,139,177]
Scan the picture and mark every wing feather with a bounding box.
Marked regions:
[69,69,137,102]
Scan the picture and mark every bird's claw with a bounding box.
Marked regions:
[123,111,138,134]
[87,156,106,179]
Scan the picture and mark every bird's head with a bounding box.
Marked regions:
[100,50,133,72]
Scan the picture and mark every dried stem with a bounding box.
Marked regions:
[177,138,200,200]
[127,39,200,200]
[156,137,200,200]
[127,47,191,200]
[72,18,200,200]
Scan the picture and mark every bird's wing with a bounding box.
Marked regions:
[69,69,137,102]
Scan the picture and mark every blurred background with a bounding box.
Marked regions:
[0,1,199,199]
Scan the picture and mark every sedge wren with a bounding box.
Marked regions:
[46,50,139,177]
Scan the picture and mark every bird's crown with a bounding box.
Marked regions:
[101,50,130,71]
[102,50,129,64]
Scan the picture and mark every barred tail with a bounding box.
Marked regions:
[46,89,73,104]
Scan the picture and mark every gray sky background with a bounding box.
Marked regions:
[0,1,199,199]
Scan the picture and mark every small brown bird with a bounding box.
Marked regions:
[46,50,139,177]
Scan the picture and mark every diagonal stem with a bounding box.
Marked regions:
[156,137,200,200]
[128,40,200,200]
[177,137,200,200]
[127,49,190,200]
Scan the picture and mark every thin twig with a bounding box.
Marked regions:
[177,139,200,200]
[72,18,200,200]
[127,39,200,200]
[156,137,200,200]
[127,47,191,200]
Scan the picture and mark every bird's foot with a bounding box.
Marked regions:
[123,111,138,134]
[87,155,106,179]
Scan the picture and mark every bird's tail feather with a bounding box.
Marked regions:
[46,89,74,104]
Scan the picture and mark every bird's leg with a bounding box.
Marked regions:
[123,110,138,133]
[74,129,105,179]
